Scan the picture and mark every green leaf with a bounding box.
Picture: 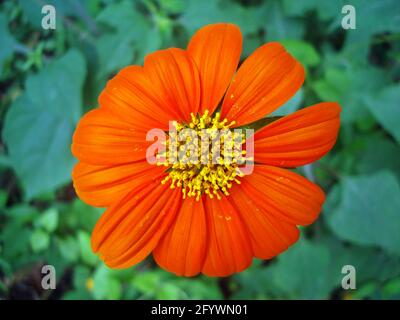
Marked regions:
[176,278,223,299]
[65,199,102,231]
[94,1,158,73]
[156,283,181,299]
[356,135,400,179]
[132,272,160,294]
[30,229,50,252]
[313,65,389,124]
[2,50,86,199]
[96,0,149,34]
[382,278,400,299]
[63,290,92,300]
[0,190,8,208]
[159,0,185,14]
[282,0,343,21]
[261,0,305,41]
[35,207,59,233]
[5,204,39,223]
[351,282,379,299]
[78,230,98,266]
[0,13,17,75]
[267,238,333,299]
[93,265,122,300]
[366,85,400,144]
[280,40,320,67]
[1,221,32,260]
[180,0,266,36]
[59,236,80,263]
[340,0,400,61]
[72,265,91,290]
[327,171,400,255]
[320,235,400,285]
[95,32,135,77]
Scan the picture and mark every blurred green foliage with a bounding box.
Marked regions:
[0,0,400,300]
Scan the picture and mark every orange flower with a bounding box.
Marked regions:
[71,23,341,277]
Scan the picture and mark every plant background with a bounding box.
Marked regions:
[0,0,400,300]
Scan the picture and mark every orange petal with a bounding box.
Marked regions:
[230,183,300,259]
[221,42,305,126]
[254,102,341,167]
[187,23,242,114]
[92,181,182,269]
[153,197,207,277]
[100,65,182,131]
[239,165,325,227]
[143,48,200,122]
[72,161,166,207]
[71,108,151,166]
[202,196,253,277]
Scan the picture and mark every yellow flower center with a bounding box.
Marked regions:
[157,110,250,200]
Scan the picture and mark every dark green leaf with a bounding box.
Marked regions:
[0,13,17,75]
[327,171,400,255]
[3,50,86,199]
[366,85,400,144]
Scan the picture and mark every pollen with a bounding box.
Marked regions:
[156,110,250,200]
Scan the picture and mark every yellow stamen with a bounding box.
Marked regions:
[157,110,250,200]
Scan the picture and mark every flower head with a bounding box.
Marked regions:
[71,23,341,277]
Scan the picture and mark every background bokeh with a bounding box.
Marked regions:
[1,0,399,300]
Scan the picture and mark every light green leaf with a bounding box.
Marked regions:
[176,278,223,299]
[78,230,98,266]
[159,0,185,14]
[280,40,320,67]
[72,265,91,290]
[327,171,400,255]
[132,272,160,294]
[59,236,80,263]
[35,207,59,233]
[2,50,86,199]
[5,204,39,223]
[30,229,50,252]
[156,283,181,299]
[93,265,122,300]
